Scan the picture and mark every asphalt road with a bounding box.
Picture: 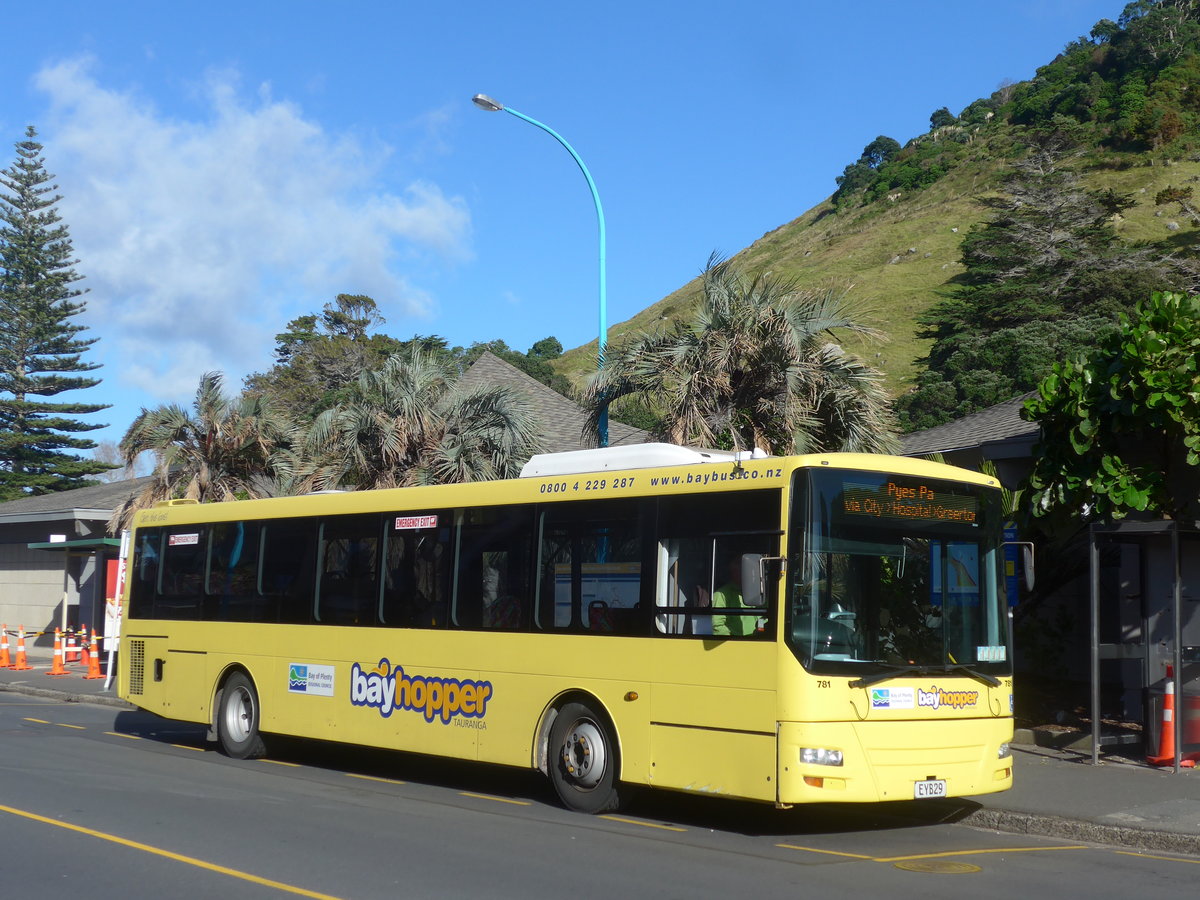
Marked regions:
[1,694,1197,899]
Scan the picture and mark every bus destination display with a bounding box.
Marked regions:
[840,480,977,524]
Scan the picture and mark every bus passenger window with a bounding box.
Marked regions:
[316,515,380,626]
[535,499,645,635]
[453,506,533,630]
[382,512,451,629]
[206,522,263,621]
[261,520,317,625]
[157,529,208,619]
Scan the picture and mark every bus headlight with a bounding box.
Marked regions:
[998,742,1011,758]
[800,747,843,767]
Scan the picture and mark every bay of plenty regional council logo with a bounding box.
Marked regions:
[287,663,336,697]
[289,665,308,692]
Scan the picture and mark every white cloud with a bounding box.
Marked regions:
[33,57,471,400]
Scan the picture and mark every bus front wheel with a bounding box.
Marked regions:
[218,672,267,759]
[548,702,621,813]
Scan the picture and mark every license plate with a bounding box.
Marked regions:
[914,779,947,799]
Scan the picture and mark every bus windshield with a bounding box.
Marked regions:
[786,468,1009,680]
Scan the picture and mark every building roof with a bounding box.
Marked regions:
[900,393,1039,457]
[458,351,649,454]
[0,476,154,524]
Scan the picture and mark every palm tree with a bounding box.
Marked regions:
[582,255,899,454]
[306,350,542,489]
[109,372,304,531]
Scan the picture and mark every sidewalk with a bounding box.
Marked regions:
[1,646,1197,855]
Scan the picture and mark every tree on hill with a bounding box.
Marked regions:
[580,256,899,455]
[0,126,115,500]
[1023,289,1200,527]
[306,349,542,490]
[896,128,1192,430]
[833,136,901,208]
[930,107,957,129]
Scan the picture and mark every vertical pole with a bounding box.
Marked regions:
[1090,526,1101,766]
[1172,523,1183,773]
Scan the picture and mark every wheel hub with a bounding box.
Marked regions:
[560,718,606,789]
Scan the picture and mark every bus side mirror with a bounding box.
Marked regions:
[752,555,785,604]
[1004,541,1036,592]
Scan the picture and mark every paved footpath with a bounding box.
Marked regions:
[1,647,1197,855]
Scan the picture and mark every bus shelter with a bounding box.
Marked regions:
[1088,520,1200,772]
[26,536,121,639]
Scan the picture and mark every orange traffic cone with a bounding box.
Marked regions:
[11,626,32,671]
[0,625,10,669]
[65,629,79,664]
[83,628,103,680]
[45,628,69,676]
[1148,667,1197,768]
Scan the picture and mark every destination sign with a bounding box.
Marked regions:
[840,480,978,524]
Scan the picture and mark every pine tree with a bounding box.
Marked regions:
[0,126,114,500]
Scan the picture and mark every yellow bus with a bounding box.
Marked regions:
[118,444,1014,813]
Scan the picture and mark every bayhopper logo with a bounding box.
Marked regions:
[916,686,979,710]
[350,658,493,724]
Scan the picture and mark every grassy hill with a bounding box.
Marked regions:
[555,139,1200,396]
[553,2,1200,405]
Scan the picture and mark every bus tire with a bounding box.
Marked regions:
[217,672,267,759]
[548,701,621,813]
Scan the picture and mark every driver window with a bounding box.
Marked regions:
[654,489,781,638]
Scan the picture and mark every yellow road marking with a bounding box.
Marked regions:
[776,843,875,859]
[23,717,51,724]
[1116,851,1200,866]
[57,723,86,730]
[601,815,686,832]
[0,802,342,900]
[106,732,142,740]
[171,743,206,752]
[873,845,1087,862]
[260,759,301,768]
[346,773,405,786]
[778,843,1087,863]
[459,791,531,806]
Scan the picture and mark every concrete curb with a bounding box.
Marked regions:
[959,807,1200,857]
[0,681,134,710]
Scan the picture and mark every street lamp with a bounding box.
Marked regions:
[472,93,609,447]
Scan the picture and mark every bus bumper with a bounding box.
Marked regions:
[777,718,1014,804]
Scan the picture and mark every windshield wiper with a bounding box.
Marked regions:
[849,663,1001,690]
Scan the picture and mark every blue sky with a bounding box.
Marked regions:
[1,0,1122,451]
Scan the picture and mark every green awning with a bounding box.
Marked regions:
[27,537,121,551]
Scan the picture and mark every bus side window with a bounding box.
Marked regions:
[206,521,263,622]
[453,506,533,630]
[261,519,317,625]
[157,529,207,620]
[382,513,451,629]
[128,528,162,619]
[316,515,381,626]
[535,499,645,635]
[655,491,781,639]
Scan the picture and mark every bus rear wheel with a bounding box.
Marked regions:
[548,702,621,813]
[218,672,267,759]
